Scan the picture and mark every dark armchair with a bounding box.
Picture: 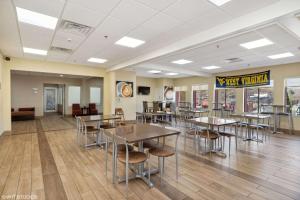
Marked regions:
[89,103,98,115]
[72,104,82,117]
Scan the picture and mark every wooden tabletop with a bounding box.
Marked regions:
[80,114,121,122]
[108,124,180,143]
[230,113,271,119]
[189,116,239,126]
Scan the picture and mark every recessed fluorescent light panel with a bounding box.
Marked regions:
[202,66,221,70]
[115,36,145,48]
[16,7,58,29]
[208,0,231,6]
[166,72,179,76]
[240,38,274,49]
[23,47,47,55]
[88,57,107,63]
[172,59,193,65]
[268,52,294,59]
[148,70,161,74]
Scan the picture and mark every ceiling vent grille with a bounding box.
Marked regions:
[59,20,93,37]
[225,58,243,63]
[50,46,73,54]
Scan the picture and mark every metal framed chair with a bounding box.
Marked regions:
[79,118,100,148]
[148,126,180,183]
[113,126,151,198]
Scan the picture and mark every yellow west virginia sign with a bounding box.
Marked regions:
[216,70,270,88]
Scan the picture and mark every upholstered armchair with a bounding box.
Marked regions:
[72,104,82,117]
[89,103,98,115]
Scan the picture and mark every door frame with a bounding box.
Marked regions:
[44,87,58,112]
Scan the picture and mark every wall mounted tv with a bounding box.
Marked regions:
[137,86,150,95]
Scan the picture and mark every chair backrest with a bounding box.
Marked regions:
[89,103,96,109]
[73,104,80,109]
[114,125,133,145]
[143,101,148,112]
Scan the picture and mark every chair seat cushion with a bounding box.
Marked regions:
[199,131,219,139]
[86,126,99,132]
[149,145,175,157]
[118,151,147,164]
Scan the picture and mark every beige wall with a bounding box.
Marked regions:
[0,55,3,134]
[81,77,104,113]
[173,63,300,130]
[136,77,156,112]
[2,57,110,132]
[11,74,84,116]
[113,70,137,120]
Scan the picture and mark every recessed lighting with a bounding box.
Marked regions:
[172,59,193,65]
[202,66,221,70]
[148,70,161,74]
[59,74,64,77]
[240,38,274,49]
[208,0,231,6]
[16,7,58,30]
[166,72,179,76]
[87,57,107,63]
[115,36,145,48]
[268,52,294,59]
[23,47,47,55]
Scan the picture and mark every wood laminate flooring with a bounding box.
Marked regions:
[1,116,300,200]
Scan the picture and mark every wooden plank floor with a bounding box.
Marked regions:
[1,116,300,200]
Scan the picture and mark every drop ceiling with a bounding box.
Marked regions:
[0,0,300,78]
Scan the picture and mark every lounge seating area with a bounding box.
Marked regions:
[11,107,35,121]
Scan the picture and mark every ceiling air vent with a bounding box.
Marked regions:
[50,46,73,54]
[59,20,93,37]
[225,58,243,63]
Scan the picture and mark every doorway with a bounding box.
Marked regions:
[44,87,58,112]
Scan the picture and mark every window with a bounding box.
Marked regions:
[285,78,300,116]
[244,81,273,113]
[68,86,80,106]
[90,87,101,104]
[192,85,208,109]
[214,89,236,111]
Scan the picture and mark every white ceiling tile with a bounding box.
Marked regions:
[19,23,54,50]
[62,2,107,27]
[110,0,158,28]
[14,0,65,17]
[221,0,279,18]
[67,0,120,13]
[163,0,216,22]
[52,30,85,49]
[129,13,181,41]
[134,0,177,11]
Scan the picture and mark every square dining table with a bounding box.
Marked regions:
[107,123,180,187]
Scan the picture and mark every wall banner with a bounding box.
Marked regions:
[216,70,270,88]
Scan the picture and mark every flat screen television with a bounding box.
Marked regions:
[137,86,150,95]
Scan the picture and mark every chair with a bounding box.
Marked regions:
[113,126,150,198]
[148,126,180,183]
[115,108,126,126]
[218,124,238,156]
[72,104,82,117]
[88,103,98,115]
[79,118,100,148]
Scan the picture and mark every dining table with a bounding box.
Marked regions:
[80,114,122,147]
[188,116,239,157]
[230,113,271,142]
[107,123,180,187]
